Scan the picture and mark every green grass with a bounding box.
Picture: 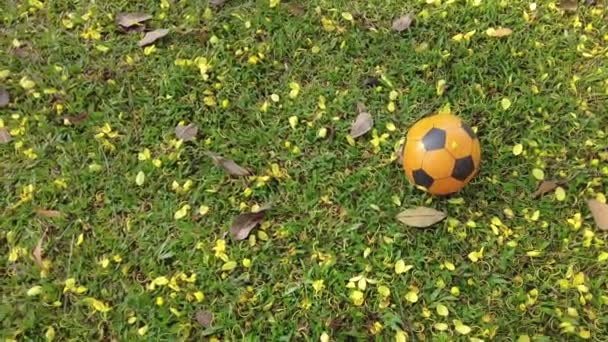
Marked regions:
[1,0,608,340]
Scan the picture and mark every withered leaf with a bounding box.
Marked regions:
[391,13,414,32]
[32,229,47,269]
[205,152,251,176]
[175,123,198,142]
[532,180,558,198]
[195,310,214,328]
[35,209,62,218]
[588,199,608,231]
[59,112,89,125]
[116,12,152,29]
[0,128,12,144]
[397,142,404,166]
[396,207,446,228]
[210,0,228,7]
[350,103,373,138]
[0,88,9,107]
[559,0,578,12]
[230,204,271,240]
[138,29,170,47]
[285,2,305,16]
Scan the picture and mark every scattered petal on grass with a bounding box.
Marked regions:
[587,199,608,231]
[532,180,558,198]
[230,204,271,240]
[115,12,152,30]
[598,252,608,262]
[289,116,298,129]
[199,205,210,216]
[138,29,170,47]
[436,79,446,96]
[532,168,545,180]
[395,260,413,274]
[350,103,373,138]
[405,291,418,303]
[501,97,512,110]
[195,310,214,327]
[396,207,446,228]
[135,171,145,186]
[512,143,523,156]
[320,332,330,342]
[205,152,251,176]
[559,0,577,12]
[0,88,9,107]
[35,209,62,218]
[453,320,472,335]
[486,27,513,37]
[45,326,55,341]
[175,123,198,141]
[27,285,43,296]
[350,290,364,306]
[437,304,449,317]
[0,127,13,144]
[377,285,390,297]
[555,186,566,201]
[434,323,448,331]
[174,204,191,220]
[392,13,414,32]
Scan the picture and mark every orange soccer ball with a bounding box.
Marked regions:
[402,113,481,195]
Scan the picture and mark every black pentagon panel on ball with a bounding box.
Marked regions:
[413,169,434,188]
[461,123,477,140]
[452,156,475,181]
[422,128,446,151]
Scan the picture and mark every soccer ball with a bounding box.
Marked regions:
[402,113,481,195]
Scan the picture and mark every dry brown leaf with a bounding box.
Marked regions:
[532,180,558,198]
[116,12,152,29]
[205,152,251,177]
[285,2,305,16]
[59,112,89,125]
[0,88,9,107]
[351,104,373,138]
[396,207,446,228]
[138,29,170,47]
[397,142,404,166]
[195,310,214,328]
[588,199,608,231]
[175,123,198,141]
[0,128,12,144]
[35,209,62,218]
[559,0,578,12]
[230,204,271,240]
[391,13,414,32]
[210,0,228,7]
[32,229,47,269]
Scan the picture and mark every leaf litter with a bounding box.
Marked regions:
[205,152,251,176]
[0,128,12,144]
[391,13,414,32]
[532,180,559,198]
[139,29,170,47]
[350,102,373,138]
[587,199,608,231]
[32,229,48,269]
[195,310,214,328]
[230,204,272,240]
[175,123,198,141]
[116,12,152,32]
[396,207,447,228]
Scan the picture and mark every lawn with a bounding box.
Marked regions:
[1,0,608,340]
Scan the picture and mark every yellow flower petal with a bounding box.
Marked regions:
[436,304,449,317]
[27,285,43,296]
[512,143,523,156]
[405,291,418,303]
[395,260,413,274]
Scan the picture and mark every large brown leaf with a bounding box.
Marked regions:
[391,13,414,32]
[351,102,373,138]
[0,128,12,144]
[32,229,47,269]
[138,29,170,47]
[195,310,214,328]
[205,152,251,177]
[230,205,271,240]
[116,12,152,29]
[588,199,608,231]
[532,180,558,198]
[175,123,198,141]
[396,207,446,228]
[0,88,9,107]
